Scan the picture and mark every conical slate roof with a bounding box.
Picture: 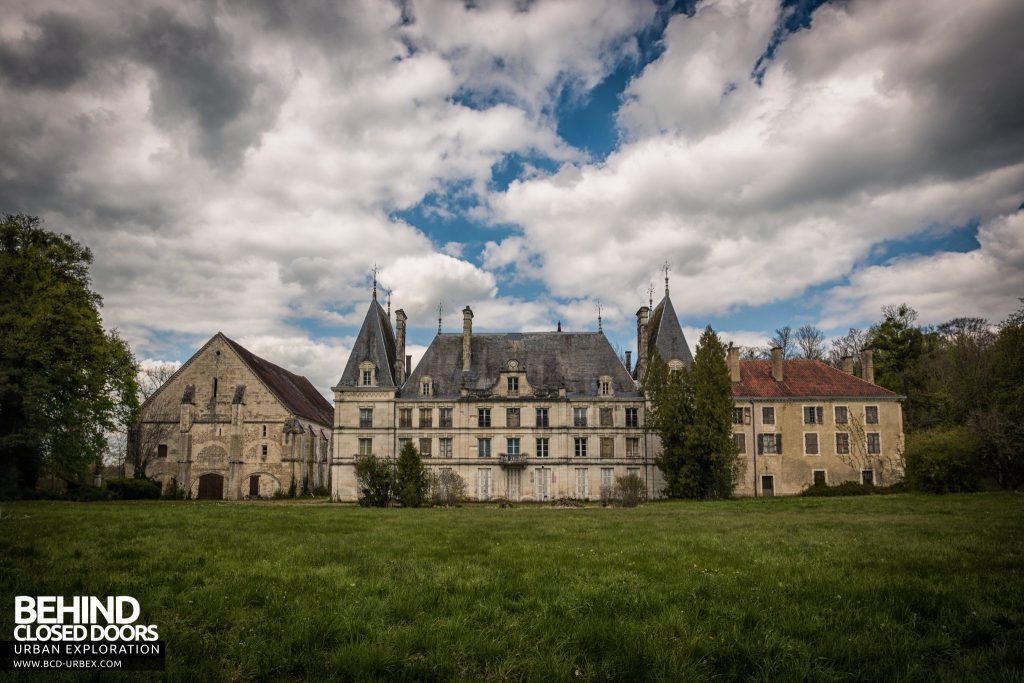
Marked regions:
[337,298,397,388]
[647,294,693,367]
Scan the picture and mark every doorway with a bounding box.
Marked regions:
[197,473,224,500]
[761,475,775,497]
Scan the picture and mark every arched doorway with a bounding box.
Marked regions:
[197,473,224,500]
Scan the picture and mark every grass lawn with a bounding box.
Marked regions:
[1,493,1023,681]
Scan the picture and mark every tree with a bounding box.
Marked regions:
[645,350,695,498]
[689,326,740,498]
[867,303,931,430]
[795,324,826,360]
[396,441,428,507]
[429,469,466,507]
[827,327,867,370]
[0,214,139,494]
[768,326,794,359]
[354,453,394,507]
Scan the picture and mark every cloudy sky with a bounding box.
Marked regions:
[3,0,1022,395]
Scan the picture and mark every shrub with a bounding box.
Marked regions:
[161,477,187,500]
[905,426,983,493]
[614,474,646,507]
[355,454,395,507]
[800,480,909,497]
[272,487,290,499]
[311,485,330,497]
[107,478,161,500]
[429,469,466,507]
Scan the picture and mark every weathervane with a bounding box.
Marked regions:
[386,287,391,317]
[437,301,444,334]
[647,281,654,309]
[663,260,670,296]
[371,263,380,300]
[596,299,603,332]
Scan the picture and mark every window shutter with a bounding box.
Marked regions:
[816,407,824,424]
[757,435,764,455]
[775,434,783,453]
[744,407,751,425]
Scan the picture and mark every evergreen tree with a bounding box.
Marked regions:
[690,326,739,498]
[396,441,428,507]
[645,350,696,498]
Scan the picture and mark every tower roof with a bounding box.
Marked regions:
[646,294,693,367]
[337,298,398,388]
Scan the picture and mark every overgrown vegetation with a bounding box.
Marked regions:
[396,441,429,507]
[1,495,1021,681]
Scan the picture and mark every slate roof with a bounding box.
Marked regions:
[221,335,334,425]
[732,359,900,399]
[337,298,398,389]
[404,331,639,399]
[647,294,693,367]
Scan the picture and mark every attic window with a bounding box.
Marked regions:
[668,360,684,373]
[598,375,613,396]
[421,377,433,397]
[359,361,376,387]
[507,376,519,395]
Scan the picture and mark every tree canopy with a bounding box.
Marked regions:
[0,213,138,494]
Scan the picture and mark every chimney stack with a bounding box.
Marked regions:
[841,355,854,375]
[636,306,650,377]
[728,344,741,383]
[771,347,784,382]
[462,306,473,372]
[406,355,412,374]
[861,349,874,384]
[624,350,632,373]
[394,309,407,384]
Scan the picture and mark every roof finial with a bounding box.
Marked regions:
[386,288,391,317]
[371,263,380,300]
[437,301,443,334]
[663,260,670,296]
[596,299,603,332]
[647,281,654,309]
[557,320,562,332]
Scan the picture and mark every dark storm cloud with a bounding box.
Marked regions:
[0,12,97,90]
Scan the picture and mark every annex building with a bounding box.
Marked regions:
[135,333,333,499]
[332,287,903,502]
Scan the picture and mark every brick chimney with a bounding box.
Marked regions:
[861,349,874,384]
[841,355,854,375]
[771,347,784,382]
[728,344,741,383]
[624,350,632,373]
[394,309,407,385]
[636,306,650,376]
[462,306,473,372]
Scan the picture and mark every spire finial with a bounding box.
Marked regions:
[647,281,654,309]
[371,263,380,300]
[596,299,603,332]
[437,301,443,334]
[663,261,670,296]
[386,288,391,317]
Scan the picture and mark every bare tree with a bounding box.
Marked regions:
[827,327,868,369]
[795,325,826,360]
[138,361,179,401]
[127,361,181,479]
[740,346,769,360]
[769,326,794,359]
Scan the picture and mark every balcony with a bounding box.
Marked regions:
[499,453,528,467]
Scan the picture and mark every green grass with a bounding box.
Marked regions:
[2,494,1023,681]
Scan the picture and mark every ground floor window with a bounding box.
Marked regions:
[813,469,826,486]
[574,468,588,499]
[601,467,613,492]
[862,469,874,485]
[535,467,550,501]
[477,468,491,501]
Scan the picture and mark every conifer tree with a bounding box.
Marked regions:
[690,326,739,498]
[644,350,696,497]
[396,441,428,507]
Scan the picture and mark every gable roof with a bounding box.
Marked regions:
[405,331,639,399]
[732,359,900,399]
[337,298,398,389]
[220,335,333,425]
[647,294,693,367]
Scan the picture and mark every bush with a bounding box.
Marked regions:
[107,478,161,500]
[311,485,330,497]
[905,426,983,493]
[161,477,187,500]
[355,454,394,507]
[800,480,908,497]
[614,474,646,507]
[429,469,466,507]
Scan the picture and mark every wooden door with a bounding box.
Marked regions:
[197,473,224,500]
[761,475,774,497]
[249,475,260,498]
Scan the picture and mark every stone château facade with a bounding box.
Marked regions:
[136,333,332,499]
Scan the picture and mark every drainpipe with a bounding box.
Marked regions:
[749,400,757,497]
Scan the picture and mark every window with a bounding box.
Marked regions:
[600,407,613,427]
[477,468,491,501]
[867,433,881,455]
[574,437,588,457]
[575,468,589,498]
[627,467,641,479]
[762,407,775,425]
[732,408,744,425]
[758,433,782,454]
[212,377,218,398]
[420,378,432,396]
[535,408,549,427]
[834,406,848,425]
[733,433,746,454]
[260,444,268,458]
[625,407,638,428]
[536,438,549,458]
[439,437,453,458]
[358,438,372,456]
[601,467,614,491]
[398,437,411,451]
[813,470,826,486]
[478,438,491,458]
[506,407,520,428]
[478,408,491,427]
[261,425,267,438]
[573,407,588,427]
[359,408,373,429]
[362,369,373,386]
[506,438,520,456]
[804,433,819,455]
[600,437,614,458]
[835,432,850,455]
[399,408,412,428]
[803,406,824,424]
[439,407,453,428]
[862,469,874,486]
[419,408,432,428]
[507,376,519,395]
[157,444,168,458]
[419,438,432,457]
[865,406,879,425]
[626,437,640,458]
[600,380,611,396]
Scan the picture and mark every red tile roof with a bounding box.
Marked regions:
[732,359,900,399]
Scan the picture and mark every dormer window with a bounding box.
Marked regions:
[358,361,376,387]
[507,376,519,395]
[668,359,684,373]
[598,375,612,396]
[421,376,433,396]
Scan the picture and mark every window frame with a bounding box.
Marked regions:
[803,432,820,456]
[762,406,775,425]
[506,407,521,428]
[835,431,851,455]
[478,408,491,428]
[478,437,492,458]
[535,437,549,458]
[573,407,588,427]
[625,407,639,428]
[574,437,588,457]
[359,407,373,429]
[535,407,549,427]
[834,405,849,425]
[506,437,521,456]
[867,432,881,455]
[865,405,879,425]
[358,437,373,456]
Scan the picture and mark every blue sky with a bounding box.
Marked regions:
[2,0,1021,393]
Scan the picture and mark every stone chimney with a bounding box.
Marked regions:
[861,349,874,384]
[624,350,632,373]
[394,309,407,385]
[636,306,650,376]
[462,306,473,372]
[406,355,412,375]
[728,345,741,383]
[841,355,854,375]
[771,347,784,382]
